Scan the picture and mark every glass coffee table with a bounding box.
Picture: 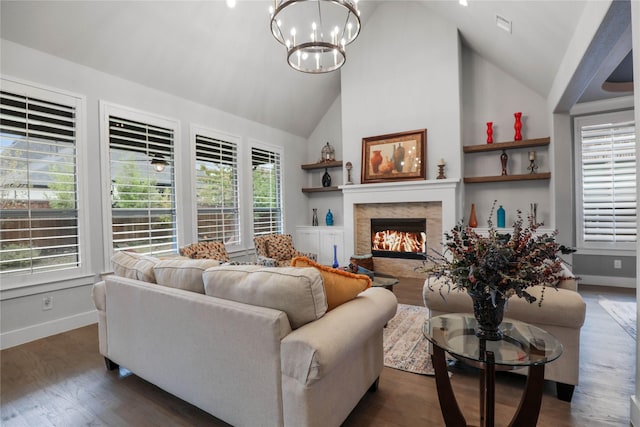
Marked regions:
[423,314,563,427]
[370,272,399,291]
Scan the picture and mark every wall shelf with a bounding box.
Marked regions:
[301,160,343,170]
[301,186,341,193]
[463,172,551,184]
[301,160,343,192]
[463,137,550,153]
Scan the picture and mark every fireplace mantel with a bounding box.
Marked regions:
[340,179,460,264]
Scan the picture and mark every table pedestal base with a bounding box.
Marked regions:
[432,346,546,427]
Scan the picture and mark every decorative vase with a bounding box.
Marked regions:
[486,122,493,144]
[500,150,508,176]
[394,143,405,172]
[322,168,331,187]
[469,290,506,341]
[326,209,334,226]
[371,150,383,174]
[514,112,522,141]
[332,245,339,268]
[312,208,319,226]
[468,203,478,228]
[497,205,505,228]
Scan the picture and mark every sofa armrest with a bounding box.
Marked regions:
[281,287,397,386]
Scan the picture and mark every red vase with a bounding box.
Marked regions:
[371,150,383,174]
[486,122,493,144]
[468,203,478,228]
[514,112,522,141]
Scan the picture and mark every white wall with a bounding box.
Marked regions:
[341,2,462,187]
[0,39,308,348]
[460,47,550,227]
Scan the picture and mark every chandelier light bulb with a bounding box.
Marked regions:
[302,52,309,60]
[269,5,274,15]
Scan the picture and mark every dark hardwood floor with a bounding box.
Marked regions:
[0,279,635,426]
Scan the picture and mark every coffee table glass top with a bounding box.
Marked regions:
[371,274,399,288]
[423,314,563,368]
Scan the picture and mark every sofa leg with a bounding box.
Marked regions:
[556,382,574,402]
[104,357,119,371]
[368,377,380,392]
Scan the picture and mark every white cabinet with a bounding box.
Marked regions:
[295,226,344,266]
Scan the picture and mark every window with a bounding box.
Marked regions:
[107,111,177,256]
[251,146,283,236]
[194,132,240,246]
[0,84,83,277]
[575,110,636,250]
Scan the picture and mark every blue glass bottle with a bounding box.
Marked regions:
[497,205,506,228]
[332,245,339,268]
[326,209,334,226]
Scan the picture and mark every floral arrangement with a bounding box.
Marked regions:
[421,202,569,306]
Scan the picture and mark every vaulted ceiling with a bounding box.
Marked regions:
[1,1,633,138]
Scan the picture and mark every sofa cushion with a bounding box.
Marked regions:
[111,251,159,283]
[153,259,222,293]
[202,265,327,329]
[424,278,586,329]
[291,256,372,311]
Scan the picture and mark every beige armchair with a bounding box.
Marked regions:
[254,234,316,267]
[423,269,586,402]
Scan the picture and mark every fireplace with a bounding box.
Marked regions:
[370,218,426,259]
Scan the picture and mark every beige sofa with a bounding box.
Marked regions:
[92,254,397,427]
[423,272,586,402]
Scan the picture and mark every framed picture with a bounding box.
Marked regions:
[361,129,427,184]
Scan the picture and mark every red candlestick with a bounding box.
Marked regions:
[514,112,522,141]
[486,122,493,144]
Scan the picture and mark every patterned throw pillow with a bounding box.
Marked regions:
[265,234,296,261]
[253,235,270,257]
[179,241,229,262]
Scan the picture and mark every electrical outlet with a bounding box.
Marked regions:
[614,259,622,269]
[42,296,53,311]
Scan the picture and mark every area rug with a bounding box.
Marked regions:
[383,303,434,375]
[598,297,637,340]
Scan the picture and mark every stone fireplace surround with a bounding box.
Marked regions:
[341,179,460,279]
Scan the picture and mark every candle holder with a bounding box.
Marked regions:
[528,151,538,174]
[345,161,353,184]
[437,164,446,179]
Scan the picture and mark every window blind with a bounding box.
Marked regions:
[109,115,176,255]
[195,134,240,245]
[578,115,636,246]
[251,147,282,236]
[0,90,80,275]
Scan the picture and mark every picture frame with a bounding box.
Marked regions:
[361,129,427,184]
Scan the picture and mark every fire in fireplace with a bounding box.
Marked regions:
[370,218,426,259]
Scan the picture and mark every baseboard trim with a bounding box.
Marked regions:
[578,275,636,288]
[631,395,640,426]
[0,310,97,350]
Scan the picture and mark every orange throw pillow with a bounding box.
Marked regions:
[291,256,371,310]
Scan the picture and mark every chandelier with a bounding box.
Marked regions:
[269,0,361,74]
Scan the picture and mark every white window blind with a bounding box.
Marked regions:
[109,115,176,255]
[576,111,636,249]
[0,89,80,275]
[251,146,282,236]
[195,134,240,245]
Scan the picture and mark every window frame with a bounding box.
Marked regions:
[189,125,243,252]
[250,140,284,238]
[99,101,183,267]
[574,109,637,253]
[0,77,89,290]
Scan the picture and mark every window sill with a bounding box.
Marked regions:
[0,273,96,300]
